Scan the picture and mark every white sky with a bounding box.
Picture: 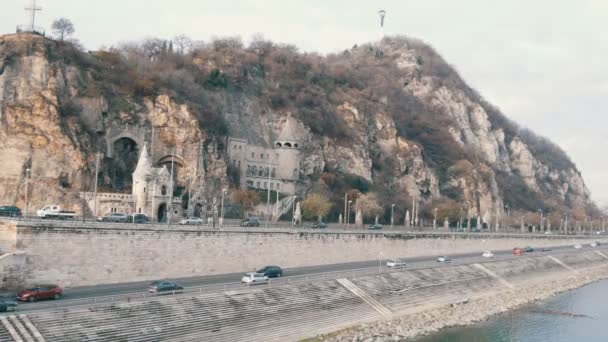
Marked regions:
[3,0,607,205]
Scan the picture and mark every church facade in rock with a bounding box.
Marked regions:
[82,143,183,222]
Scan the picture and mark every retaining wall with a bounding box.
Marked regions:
[1,219,607,288]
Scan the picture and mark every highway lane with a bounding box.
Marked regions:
[8,243,602,314]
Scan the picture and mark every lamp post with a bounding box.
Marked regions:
[93,153,100,218]
[465,201,470,231]
[459,207,463,230]
[347,200,353,230]
[538,209,543,233]
[391,204,395,229]
[433,208,437,230]
[24,168,31,218]
[564,214,569,234]
[505,204,510,231]
[291,195,297,228]
[220,188,227,227]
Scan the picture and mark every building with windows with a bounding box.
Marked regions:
[227,137,301,195]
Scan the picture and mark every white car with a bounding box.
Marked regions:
[590,241,599,247]
[574,244,583,249]
[180,217,203,225]
[437,256,452,263]
[241,272,268,285]
[482,251,494,258]
[386,259,407,267]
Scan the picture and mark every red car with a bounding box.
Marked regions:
[17,285,63,302]
[512,247,524,255]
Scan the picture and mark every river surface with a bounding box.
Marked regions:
[416,279,608,342]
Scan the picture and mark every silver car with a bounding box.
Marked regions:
[241,272,268,285]
[180,217,203,225]
[386,259,407,267]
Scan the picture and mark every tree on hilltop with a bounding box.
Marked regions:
[52,18,75,41]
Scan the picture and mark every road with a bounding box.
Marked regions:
[7,243,602,314]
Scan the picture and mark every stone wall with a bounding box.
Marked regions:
[0,252,27,290]
[2,219,606,288]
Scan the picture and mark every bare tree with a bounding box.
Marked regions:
[52,18,75,41]
[172,34,192,54]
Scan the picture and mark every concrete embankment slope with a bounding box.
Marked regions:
[1,250,606,342]
[1,219,605,288]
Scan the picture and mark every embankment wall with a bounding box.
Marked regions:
[20,251,608,342]
[1,219,606,288]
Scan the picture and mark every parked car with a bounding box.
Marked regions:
[148,280,184,294]
[17,285,63,302]
[540,247,552,252]
[368,223,383,230]
[256,265,283,278]
[36,205,75,220]
[99,213,129,223]
[126,213,149,224]
[437,256,452,263]
[310,221,328,229]
[524,246,535,253]
[482,251,494,258]
[0,206,22,218]
[590,241,600,247]
[241,272,268,285]
[512,247,524,255]
[574,244,583,249]
[240,217,261,227]
[386,259,407,267]
[180,217,204,225]
[0,297,17,312]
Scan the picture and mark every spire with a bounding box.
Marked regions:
[133,143,153,178]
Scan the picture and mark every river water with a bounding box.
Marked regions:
[416,279,608,342]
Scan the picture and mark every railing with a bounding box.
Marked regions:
[4,215,608,238]
[16,25,45,35]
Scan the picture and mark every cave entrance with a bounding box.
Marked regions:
[110,137,139,190]
[194,203,203,218]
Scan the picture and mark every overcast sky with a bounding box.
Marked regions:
[3,0,607,205]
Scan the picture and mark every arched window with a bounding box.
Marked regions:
[276,142,282,147]
[294,143,299,148]
[161,186,167,196]
[285,142,292,148]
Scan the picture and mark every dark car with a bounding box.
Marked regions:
[524,246,535,253]
[99,213,129,223]
[0,206,22,218]
[311,222,328,229]
[240,217,261,227]
[0,297,17,312]
[256,265,283,278]
[17,284,63,302]
[148,280,184,294]
[369,223,383,230]
[127,213,149,224]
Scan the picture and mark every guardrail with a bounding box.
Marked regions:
[7,246,602,314]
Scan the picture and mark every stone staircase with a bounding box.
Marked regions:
[0,314,46,342]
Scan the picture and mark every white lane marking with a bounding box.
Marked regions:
[1,316,23,342]
[337,278,392,318]
[548,255,579,274]
[19,315,46,342]
[595,250,608,259]
[473,263,515,289]
[9,316,34,342]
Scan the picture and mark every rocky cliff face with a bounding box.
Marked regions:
[0,33,592,220]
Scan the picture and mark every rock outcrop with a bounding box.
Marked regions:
[0,33,593,219]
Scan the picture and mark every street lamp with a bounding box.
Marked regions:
[433,208,438,230]
[538,209,543,232]
[347,200,353,230]
[459,207,463,230]
[391,204,395,229]
[24,168,31,218]
[291,195,297,228]
[220,189,227,227]
[505,204,510,231]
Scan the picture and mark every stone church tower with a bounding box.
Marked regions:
[132,143,173,221]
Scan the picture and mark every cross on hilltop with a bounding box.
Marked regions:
[17,0,45,35]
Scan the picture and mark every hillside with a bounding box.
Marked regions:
[0,32,595,223]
